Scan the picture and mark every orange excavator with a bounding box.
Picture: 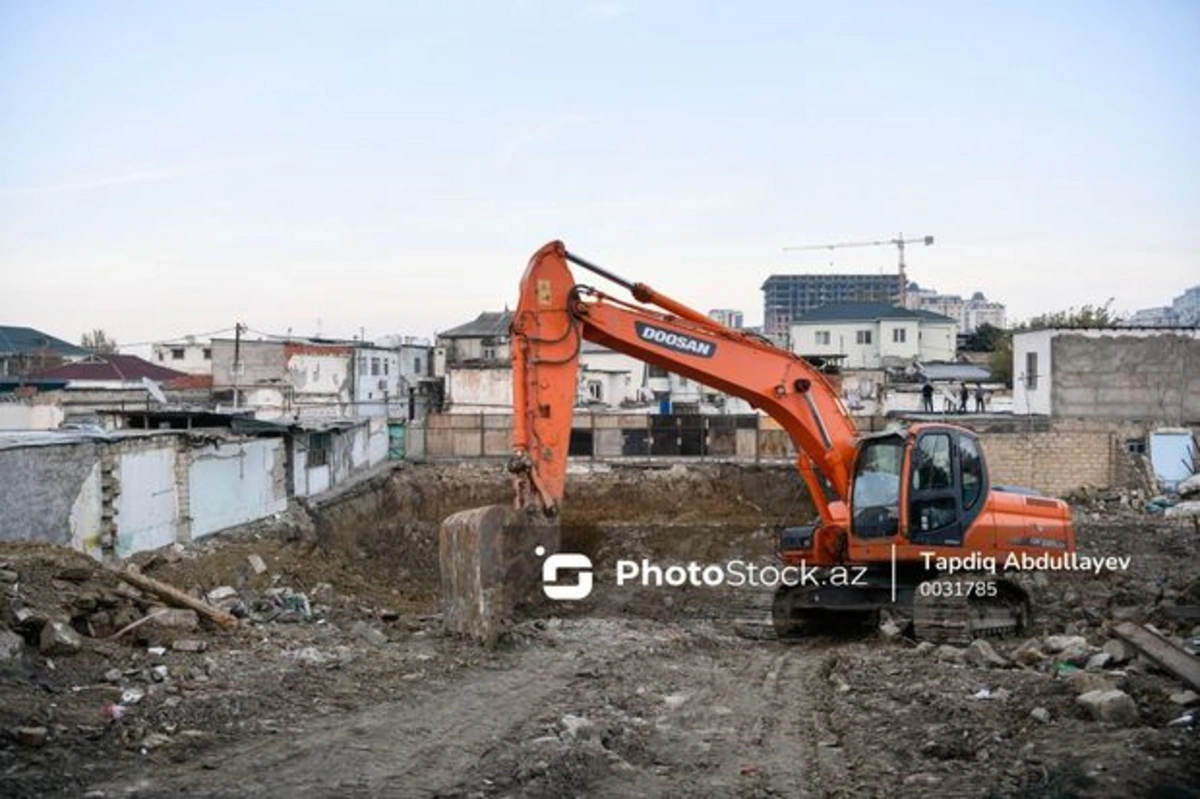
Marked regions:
[443,241,1075,642]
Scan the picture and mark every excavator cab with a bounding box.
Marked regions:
[849,425,989,547]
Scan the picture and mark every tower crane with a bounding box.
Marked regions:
[782,234,935,302]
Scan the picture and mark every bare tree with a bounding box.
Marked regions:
[81,329,118,355]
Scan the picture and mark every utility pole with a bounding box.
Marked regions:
[232,322,244,410]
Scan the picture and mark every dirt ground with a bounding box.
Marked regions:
[2,463,1198,798]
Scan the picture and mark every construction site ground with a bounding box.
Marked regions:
[2,462,1198,798]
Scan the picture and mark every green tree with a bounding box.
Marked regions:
[1025,298,1125,329]
[81,329,118,354]
[962,322,1005,352]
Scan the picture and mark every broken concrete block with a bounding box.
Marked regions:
[1067,670,1118,695]
[559,714,595,740]
[14,726,48,747]
[1085,652,1114,671]
[1165,501,1200,519]
[206,586,239,605]
[1169,690,1199,706]
[146,609,200,631]
[171,639,208,653]
[0,629,23,661]
[966,639,1009,668]
[1044,634,1089,653]
[1030,707,1051,723]
[39,620,82,656]
[0,569,18,583]
[1013,639,1046,666]
[934,645,967,665]
[1178,474,1200,499]
[439,504,560,648]
[247,554,268,575]
[915,641,935,655]
[1057,642,1095,667]
[1077,689,1138,725]
[351,621,387,647]
[1102,639,1134,665]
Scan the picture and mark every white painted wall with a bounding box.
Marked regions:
[151,341,212,376]
[0,403,64,430]
[919,321,958,363]
[115,446,179,557]
[446,366,512,413]
[1012,329,1058,416]
[188,439,287,539]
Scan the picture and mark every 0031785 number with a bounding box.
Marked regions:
[918,580,998,598]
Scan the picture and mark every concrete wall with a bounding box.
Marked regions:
[189,439,288,539]
[0,402,65,430]
[115,445,180,556]
[292,419,390,498]
[1051,334,1200,423]
[1,432,296,560]
[0,439,103,549]
[446,366,513,413]
[1014,328,1200,420]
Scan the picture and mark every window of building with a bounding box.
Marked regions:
[384,360,389,376]
[815,330,831,345]
[587,381,603,401]
[157,352,164,362]
[892,328,906,343]
[648,364,668,378]
[1025,352,1038,389]
[170,348,185,360]
[414,357,422,375]
[202,348,212,360]
[856,330,872,345]
[370,357,380,376]
[308,432,332,468]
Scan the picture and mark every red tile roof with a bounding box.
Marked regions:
[33,354,187,383]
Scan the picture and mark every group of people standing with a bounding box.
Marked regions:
[920,381,988,414]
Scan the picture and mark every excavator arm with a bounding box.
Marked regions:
[508,241,859,527]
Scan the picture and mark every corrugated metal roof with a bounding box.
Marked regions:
[918,363,992,381]
[439,311,514,338]
[33,354,186,382]
[0,326,89,357]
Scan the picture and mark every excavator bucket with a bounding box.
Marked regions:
[438,504,560,647]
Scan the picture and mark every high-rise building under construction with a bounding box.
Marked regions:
[761,272,905,339]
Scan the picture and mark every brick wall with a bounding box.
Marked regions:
[970,418,1165,497]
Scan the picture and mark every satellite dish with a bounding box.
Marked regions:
[142,377,168,405]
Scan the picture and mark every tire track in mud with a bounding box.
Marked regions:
[100,621,650,798]
[100,619,843,798]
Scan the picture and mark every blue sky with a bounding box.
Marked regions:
[1,0,1197,346]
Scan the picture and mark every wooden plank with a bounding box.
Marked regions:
[113,567,239,630]
[1113,621,1200,691]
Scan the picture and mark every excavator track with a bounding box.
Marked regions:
[911,576,1032,644]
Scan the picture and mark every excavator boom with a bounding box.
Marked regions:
[510,241,857,525]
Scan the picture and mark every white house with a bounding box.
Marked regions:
[790,303,957,370]
[151,337,213,376]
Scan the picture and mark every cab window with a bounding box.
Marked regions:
[960,436,983,510]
